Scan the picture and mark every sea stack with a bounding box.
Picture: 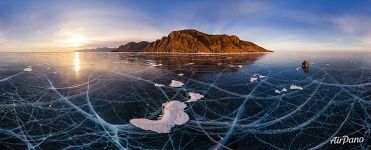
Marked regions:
[302,60,310,72]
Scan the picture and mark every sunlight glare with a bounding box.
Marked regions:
[73,52,80,72]
[67,36,86,47]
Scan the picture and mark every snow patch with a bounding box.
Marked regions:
[130,100,189,133]
[169,80,184,88]
[186,92,204,102]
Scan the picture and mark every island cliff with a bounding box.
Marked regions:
[111,41,149,52]
[113,29,270,53]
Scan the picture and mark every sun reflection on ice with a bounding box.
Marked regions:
[74,52,80,73]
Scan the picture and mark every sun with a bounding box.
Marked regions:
[67,36,86,47]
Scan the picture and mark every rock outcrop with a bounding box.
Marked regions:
[302,60,310,72]
[112,41,149,52]
[113,29,270,53]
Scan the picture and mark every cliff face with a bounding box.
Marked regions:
[113,29,269,53]
[112,41,149,52]
[143,29,268,53]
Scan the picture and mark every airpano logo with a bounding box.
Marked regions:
[330,135,364,145]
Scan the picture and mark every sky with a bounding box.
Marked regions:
[0,0,371,52]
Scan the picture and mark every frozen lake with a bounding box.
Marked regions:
[0,52,370,149]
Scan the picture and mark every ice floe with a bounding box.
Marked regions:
[169,80,184,88]
[130,100,189,133]
[186,92,204,102]
[23,67,32,72]
[290,85,303,90]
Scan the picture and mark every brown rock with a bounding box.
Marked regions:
[143,29,270,53]
[302,60,310,72]
[112,41,149,52]
[112,29,270,53]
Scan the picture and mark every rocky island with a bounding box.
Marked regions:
[112,29,270,53]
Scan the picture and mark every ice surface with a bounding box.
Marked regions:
[290,85,304,90]
[0,52,369,149]
[169,80,184,87]
[130,101,189,133]
[186,92,204,102]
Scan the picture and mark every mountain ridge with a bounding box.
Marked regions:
[113,29,270,53]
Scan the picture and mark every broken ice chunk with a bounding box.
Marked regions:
[130,100,189,133]
[290,85,303,90]
[275,88,287,94]
[249,77,258,83]
[148,62,162,67]
[154,83,165,87]
[169,80,184,88]
[186,92,204,102]
[258,75,266,78]
[23,67,32,72]
[178,73,184,76]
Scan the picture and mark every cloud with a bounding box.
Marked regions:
[326,15,371,50]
